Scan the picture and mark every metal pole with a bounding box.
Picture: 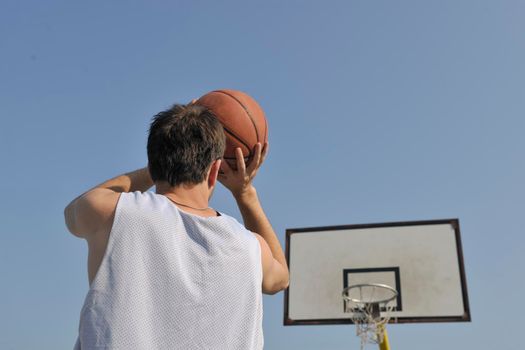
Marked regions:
[378,326,390,350]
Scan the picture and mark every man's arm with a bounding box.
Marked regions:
[235,188,289,294]
[219,143,289,294]
[64,167,154,238]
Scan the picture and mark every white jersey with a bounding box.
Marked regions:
[74,191,263,350]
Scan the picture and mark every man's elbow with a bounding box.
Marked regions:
[279,271,290,291]
[64,204,81,238]
[275,279,290,294]
[263,276,290,295]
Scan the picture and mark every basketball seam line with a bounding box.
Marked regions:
[215,90,262,153]
[222,126,252,155]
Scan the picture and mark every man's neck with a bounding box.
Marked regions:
[155,181,216,216]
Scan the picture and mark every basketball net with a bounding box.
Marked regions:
[342,284,397,350]
[351,302,395,349]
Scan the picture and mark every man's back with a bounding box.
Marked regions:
[74,191,263,350]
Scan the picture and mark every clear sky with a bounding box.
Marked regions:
[1,1,524,349]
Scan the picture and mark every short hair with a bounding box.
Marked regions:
[147,104,225,187]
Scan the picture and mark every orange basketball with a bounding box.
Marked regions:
[196,89,268,169]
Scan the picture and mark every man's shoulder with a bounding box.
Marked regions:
[65,188,122,239]
[214,211,243,227]
[216,213,258,241]
[120,190,162,209]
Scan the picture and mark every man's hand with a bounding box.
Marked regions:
[218,142,268,198]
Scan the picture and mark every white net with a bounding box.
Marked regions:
[342,284,397,350]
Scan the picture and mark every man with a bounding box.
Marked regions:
[64,103,289,349]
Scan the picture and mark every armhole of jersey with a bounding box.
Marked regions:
[88,191,126,290]
[251,232,264,286]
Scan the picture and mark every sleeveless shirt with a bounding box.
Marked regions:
[73,191,263,350]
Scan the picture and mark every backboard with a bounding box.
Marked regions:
[284,219,470,325]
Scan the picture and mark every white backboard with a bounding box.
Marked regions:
[284,219,470,325]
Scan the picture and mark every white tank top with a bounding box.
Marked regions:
[74,191,263,350]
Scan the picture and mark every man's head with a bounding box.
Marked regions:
[147,104,225,188]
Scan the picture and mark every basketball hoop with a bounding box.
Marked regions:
[342,283,398,349]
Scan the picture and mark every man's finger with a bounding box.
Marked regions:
[235,147,246,173]
[247,143,262,173]
[259,142,269,166]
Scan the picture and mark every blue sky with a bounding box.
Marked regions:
[1,1,524,349]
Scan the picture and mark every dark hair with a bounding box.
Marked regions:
[147,104,225,186]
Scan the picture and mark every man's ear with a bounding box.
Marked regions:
[208,159,222,188]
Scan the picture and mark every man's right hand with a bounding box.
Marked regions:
[218,142,268,199]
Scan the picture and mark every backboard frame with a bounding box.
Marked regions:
[283,218,471,326]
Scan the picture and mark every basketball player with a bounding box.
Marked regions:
[64,103,289,349]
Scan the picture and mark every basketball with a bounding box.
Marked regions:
[196,89,268,169]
